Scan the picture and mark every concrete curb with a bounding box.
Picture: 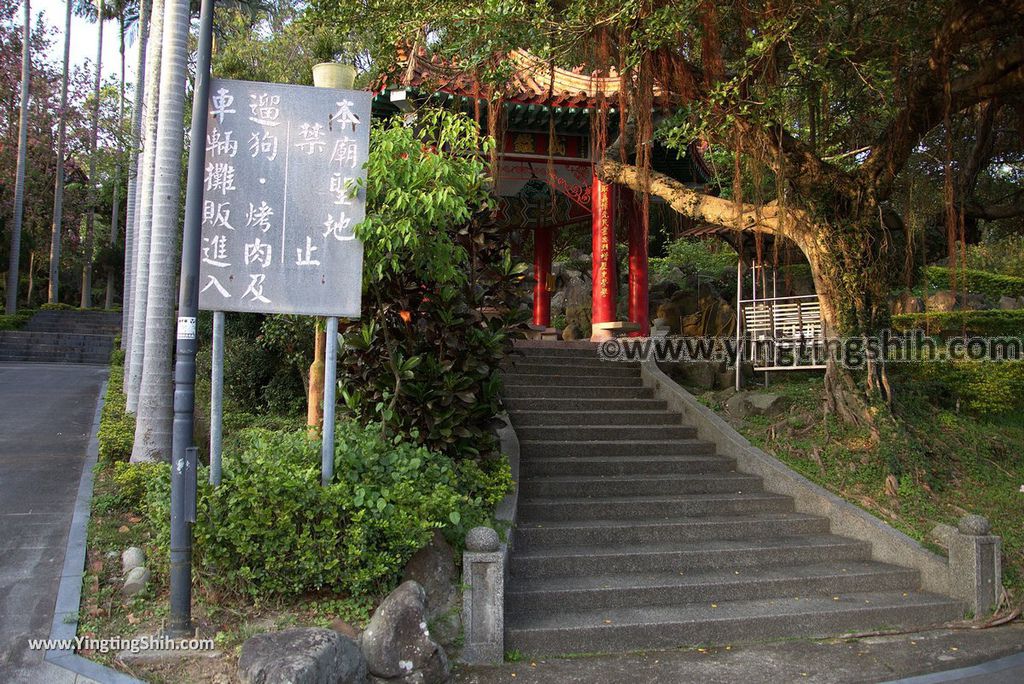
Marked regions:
[884,649,1024,683]
[44,377,146,684]
[639,358,957,601]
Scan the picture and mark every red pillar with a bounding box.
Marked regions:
[625,190,650,336]
[533,225,553,327]
[591,175,617,340]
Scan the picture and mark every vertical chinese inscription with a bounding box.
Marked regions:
[198,78,369,317]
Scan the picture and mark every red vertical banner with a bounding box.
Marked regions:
[533,225,553,327]
[591,175,617,339]
[625,189,650,336]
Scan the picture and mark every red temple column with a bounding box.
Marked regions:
[625,190,650,336]
[533,225,553,327]
[591,175,617,340]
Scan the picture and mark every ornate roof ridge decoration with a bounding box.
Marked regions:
[380,45,668,109]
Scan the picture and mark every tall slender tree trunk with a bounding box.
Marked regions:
[127,0,164,410]
[122,0,151,350]
[131,0,190,462]
[4,0,30,315]
[49,0,73,305]
[106,15,126,310]
[81,0,105,309]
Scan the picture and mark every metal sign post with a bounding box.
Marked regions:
[210,310,224,485]
[321,315,338,485]
[169,0,215,637]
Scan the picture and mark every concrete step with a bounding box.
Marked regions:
[510,410,681,427]
[513,512,830,549]
[506,561,922,614]
[503,397,667,412]
[0,331,115,345]
[504,591,960,656]
[509,535,869,578]
[521,455,735,477]
[22,324,120,335]
[503,385,654,399]
[513,344,599,358]
[503,373,643,388]
[0,353,109,365]
[517,492,795,523]
[507,354,635,370]
[520,439,715,458]
[0,340,113,352]
[518,472,763,498]
[505,362,640,377]
[516,424,696,442]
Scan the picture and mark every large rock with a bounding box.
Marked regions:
[999,295,1021,310]
[726,391,790,419]
[238,628,366,684]
[926,290,959,312]
[892,291,924,315]
[121,546,145,574]
[361,581,449,684]
[401,531,461,650]
[671,361,721,390]
[964,293,988,311]
[549,290,566,317]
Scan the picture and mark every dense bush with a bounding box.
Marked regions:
[924,266,1024,300]
[895,361,1024,416]
[965,235,1024,278]
[0,312,31,330]
[98,360,136,463]
[650,238,737,283]
[141,422,511,598]
[891,310,1024,337]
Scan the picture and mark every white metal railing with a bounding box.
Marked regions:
[740,294,826,370]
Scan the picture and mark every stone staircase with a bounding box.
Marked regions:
[0,310,120,365]
[501,343,960,656]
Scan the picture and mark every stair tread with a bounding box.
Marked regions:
[525,454,729,463]
[520,491,784,506]
[507,560,917,594]
[505,590,956,631]
[521,438,711,446]
[516,511,820,531]
[520,472,754,484]
[511,534,867,560]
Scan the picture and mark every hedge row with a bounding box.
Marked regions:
[891,310,1024,338]
[924,266,1024,300]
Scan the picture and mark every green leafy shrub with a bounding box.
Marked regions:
[0,312,31,330]
[896,361,1024,416]
[891,310,1024,338]
[141,422,511,599]
[98,361,136,463]
[924,267,1024,300]
[110,461,164,510]
[965,235,1024,278]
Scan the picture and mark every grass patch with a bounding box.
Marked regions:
[700,374,1024,596]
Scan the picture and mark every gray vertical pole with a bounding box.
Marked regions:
[735,255,743,392]
[210,310,224,485]
[321,316,338,486]
[168,0,214,637]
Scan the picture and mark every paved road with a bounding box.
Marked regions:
[0,363,107,683]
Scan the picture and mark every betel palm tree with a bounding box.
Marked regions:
[48,0,73,305]
[5,0,30,315]
[126,0,165,409]
[79,0,105,309]
[121,0,149,344]
[131,0,192,461]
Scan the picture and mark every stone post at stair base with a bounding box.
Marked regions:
[933,514,1002,616]
[461,526,504,665]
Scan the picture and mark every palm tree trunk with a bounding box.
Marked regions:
[126,0,165,410]
[4,0,30,315]
[122,0,151,351]
[131,0,190,462]
[80,0,105,309]
[106,14,126,310]
[49,0,73,305]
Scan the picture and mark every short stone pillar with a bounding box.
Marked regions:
[461,526,504,664]
[947,514,1002,616]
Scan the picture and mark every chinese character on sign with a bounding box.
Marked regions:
[295,123,326,155]
[329,173,354,205]
[331,99,361,128]
[210,88,236,122]
[202,235,230,268]
[296,236,320,266]
[201,275,231,298]
[205,162,236,196]
[323,213,354,241]
[248,131,278,161]
[206,129,238,158]
[202,201,234,230]
[243,274,271,303]
[248,93,282,127]
[330,137,359,169]
[244,238,273,269]
[244,201,274,233]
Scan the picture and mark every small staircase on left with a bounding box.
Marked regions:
[0,310,120,364]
